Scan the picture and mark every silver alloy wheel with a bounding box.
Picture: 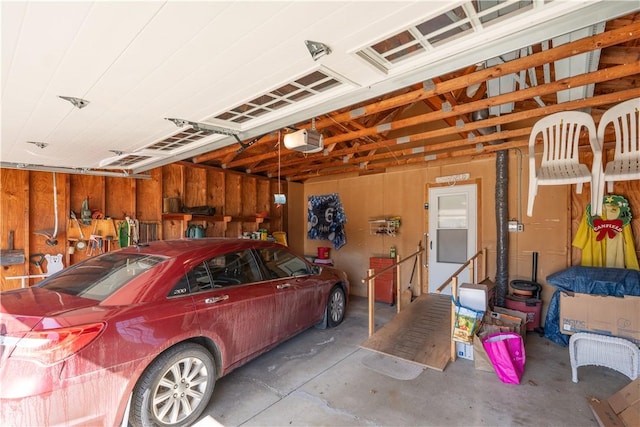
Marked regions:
[151,356,210,424]
[329,288,345,324]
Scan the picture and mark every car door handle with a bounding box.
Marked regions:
[276,283,291,289]
[205,295,229,304]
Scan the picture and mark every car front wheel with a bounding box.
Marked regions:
[326,286,346,328]
[129,343,215,427]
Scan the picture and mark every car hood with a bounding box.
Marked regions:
[0,287,97,333]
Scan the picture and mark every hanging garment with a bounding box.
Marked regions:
[572,195,639,270]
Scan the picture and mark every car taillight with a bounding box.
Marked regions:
[7,322,105,366]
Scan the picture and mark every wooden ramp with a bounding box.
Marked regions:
[360,293,452,372]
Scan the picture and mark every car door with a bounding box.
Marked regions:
[191,250,277,367]
[256,247,321,340]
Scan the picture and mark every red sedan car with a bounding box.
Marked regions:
[0,239,349,426]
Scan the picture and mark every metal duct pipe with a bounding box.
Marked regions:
[471,108,496,135]
[495,150,509,307]
[471,105,509,306]
[471,108,505,144]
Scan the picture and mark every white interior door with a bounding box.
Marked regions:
[427,184,477,294]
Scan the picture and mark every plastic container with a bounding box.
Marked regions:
[317,247,330,259]
[505,294,542,332]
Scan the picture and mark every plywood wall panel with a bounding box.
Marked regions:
[29,172,68,279]
[256,179,271,216]
[1,165,287,287]
[224,174,241,216]
[239,175,257,236]
[105,177,135,218]
[1,169,29,290]
[225,173,242,237]
[286,182,304,254]
[162,218,185,240]
[302,148,594,317]
[137,168,162,221]
[241,176,257,216]
[205,169,226,236]
[206,169,225,213]
[184,167,207,207]
[162,164,184,200]
[70,175,105,215]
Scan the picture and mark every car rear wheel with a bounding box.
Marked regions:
[326,286,346,328]
[129,343,215,427]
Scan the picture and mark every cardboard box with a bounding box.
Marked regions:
[559,292,640,346]
[481,307,527,343]
[459,282,496,311]
[589,378,640,427]
[492,306,528,341]
[483,280,497,310]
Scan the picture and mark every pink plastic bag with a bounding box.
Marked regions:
[482,332,526,384]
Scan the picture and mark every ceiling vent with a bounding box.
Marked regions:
[283,129,324,153]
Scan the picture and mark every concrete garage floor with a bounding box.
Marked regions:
[194,296,630,427]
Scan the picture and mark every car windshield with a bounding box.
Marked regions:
[38,253,166,301]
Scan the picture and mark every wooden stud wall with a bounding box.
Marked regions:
[1,164,286,291]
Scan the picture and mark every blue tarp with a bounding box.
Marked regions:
[544,266,640,346]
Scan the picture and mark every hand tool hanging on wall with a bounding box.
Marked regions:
[33,172,59,246]
[0,230,25,266]
[81,197,92,225]
[87,220,101,256]
[29,253,45,274]
[70,211,87,251]
[104,218,118,251]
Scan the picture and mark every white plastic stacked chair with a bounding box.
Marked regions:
[593,97,640,216]
[569,332,639,383]
[527,111,601,217]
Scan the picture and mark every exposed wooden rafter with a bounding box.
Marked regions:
[190,17,640,182]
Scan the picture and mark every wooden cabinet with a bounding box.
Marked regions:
[369,257,396,305]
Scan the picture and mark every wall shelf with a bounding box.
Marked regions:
[162,214,233,237]
[162,214,232,224]
[233,216,270,224]
[369,218,399,236]
[162,213,192,221]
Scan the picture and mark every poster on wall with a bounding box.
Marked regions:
[307,193,347,249]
